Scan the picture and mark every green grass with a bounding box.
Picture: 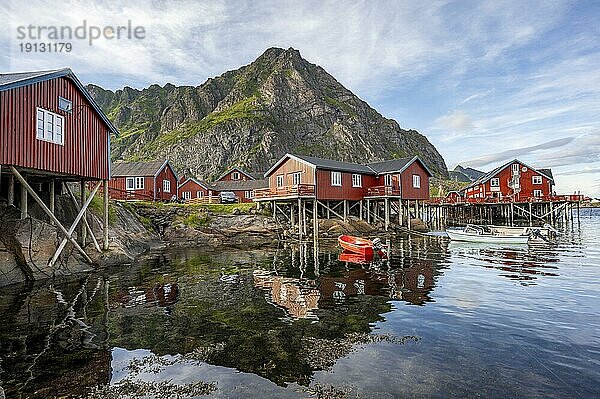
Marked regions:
[88,193,117,225]
[182,212,211,227]
[137,96,264,156]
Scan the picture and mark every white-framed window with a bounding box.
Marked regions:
[276,174,284,187]
[232,171,240,180]
[36,107,64,145]
[292,172,301,185]
[135,177,144,190]
[163,179,171,193]
[512,163,520,174]
[245,190,254,199]
[352,173,362,187]
[197,191,204,198]
[491,178,500,187]
[126,177,135,190]
[533,189,543,197]
[183,191,191,200]
[331,171,342,186]
[384,174,392,186]
[532,175,542,185]
[412,174,421,188]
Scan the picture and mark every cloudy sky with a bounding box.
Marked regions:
[2,0,599,196]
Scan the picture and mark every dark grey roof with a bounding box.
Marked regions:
[368,156,433,176]
[210,179,268,191]
[538,168,554,180]
[112,160,169,177]
[293,154,376,174]
[0,68,118,135]
[215,167,256,181]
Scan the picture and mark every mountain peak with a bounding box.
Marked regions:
[88,48,448,179]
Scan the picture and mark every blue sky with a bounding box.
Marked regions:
[2,0,599,197]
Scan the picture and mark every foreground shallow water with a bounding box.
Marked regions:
[1,209,599,398]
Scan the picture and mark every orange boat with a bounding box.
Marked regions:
[338,235,375,256]
[339,250,373,264]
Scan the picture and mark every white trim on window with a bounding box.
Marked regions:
[163,179,171,193]
[292,172,301,185]
[384,174,392,186]
[197,191,204,198]
[512,163,520,174]
[331,171,342,186]
[490,178,500,187]
[533,189,543,197]
[135,177,144,190]
[232,171,240,180]
[352,173,362,187]
[245,190,254,199]
[532,175,542,185]
[182,191,191,200]
[126,177,135,190]
[36,107,64,145]
[412,174,421,188]
[276,174,284,187]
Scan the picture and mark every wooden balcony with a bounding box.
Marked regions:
[365,185,401,198]
[108,187,154,201]
[254,184,316,200]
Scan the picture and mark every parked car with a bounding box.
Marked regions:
[219,191,238,203]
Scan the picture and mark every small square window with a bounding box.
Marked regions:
[276,175,284,187]
[232,172,240,180]
[532,175,542,185]
[292,172,301,185]
[135,177,144,190]
[58,96,72,113]
[533,189,543,197]
[491,178,500,187]
[352,174,362,187]
[126,177,135,190]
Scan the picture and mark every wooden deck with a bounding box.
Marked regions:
[254,184,316,201]
[428,194,585,205]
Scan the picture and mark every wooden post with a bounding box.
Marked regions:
[407,200,411,231]
[510,202,514,226]
[20,174,28,219]
[550,201,554,225]
[80,181,87,246]
[313,199,318,241]
[366,199,370,223]
[528,202,532,226]
[103,180,109,251]
[65,184,101,253]
[291,203,296,228]
[302,199,307,236]
[384,197,389,231]
[326,201,330,219]
[49,179,55,225]
[297,198,302,237]
[8,174,14,206]
[9,166,93,264]
[343,200,348,222]
[359,200,363,221]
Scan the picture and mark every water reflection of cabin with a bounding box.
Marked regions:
[254,153,432,231]
[0,68,115,265]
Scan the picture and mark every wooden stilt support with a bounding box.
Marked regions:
[528,202,532,226]
[407,200,411,230]
[313,199,318,241]
[343,200,348,222]
[297,198,302,237]
[49,181,102,267]
[317,200,344,220]
[65,184,101,253]
[359,200,363,221]
[49,179,55,225]
[103,180,109,251]
[8,174,14,206]
[20,174,28,219]
[384,198,389,231]
[9,166,93,264]
[366,199,371,224]
[80,181,87,246]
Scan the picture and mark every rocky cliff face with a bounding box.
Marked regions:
[88,47,448,179]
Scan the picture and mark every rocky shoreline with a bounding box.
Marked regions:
[0,199,427,287]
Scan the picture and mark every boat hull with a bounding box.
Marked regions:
[446,229,529,244]
[338,235,374,256]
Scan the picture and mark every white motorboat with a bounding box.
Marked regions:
[446,224,530,244]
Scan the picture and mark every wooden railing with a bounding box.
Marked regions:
[366,185,401,197]
[254,184,315,199]
[108,187,154,201]
[428,194,586,205]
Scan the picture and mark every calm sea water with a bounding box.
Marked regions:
[1,209,599,398]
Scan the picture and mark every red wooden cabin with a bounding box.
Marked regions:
[178,177,213,201]
[0,67,116,257]
[109,160,179,201]
[255,154,432,201]
[462,159,554,201]
[215,167,256,182]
